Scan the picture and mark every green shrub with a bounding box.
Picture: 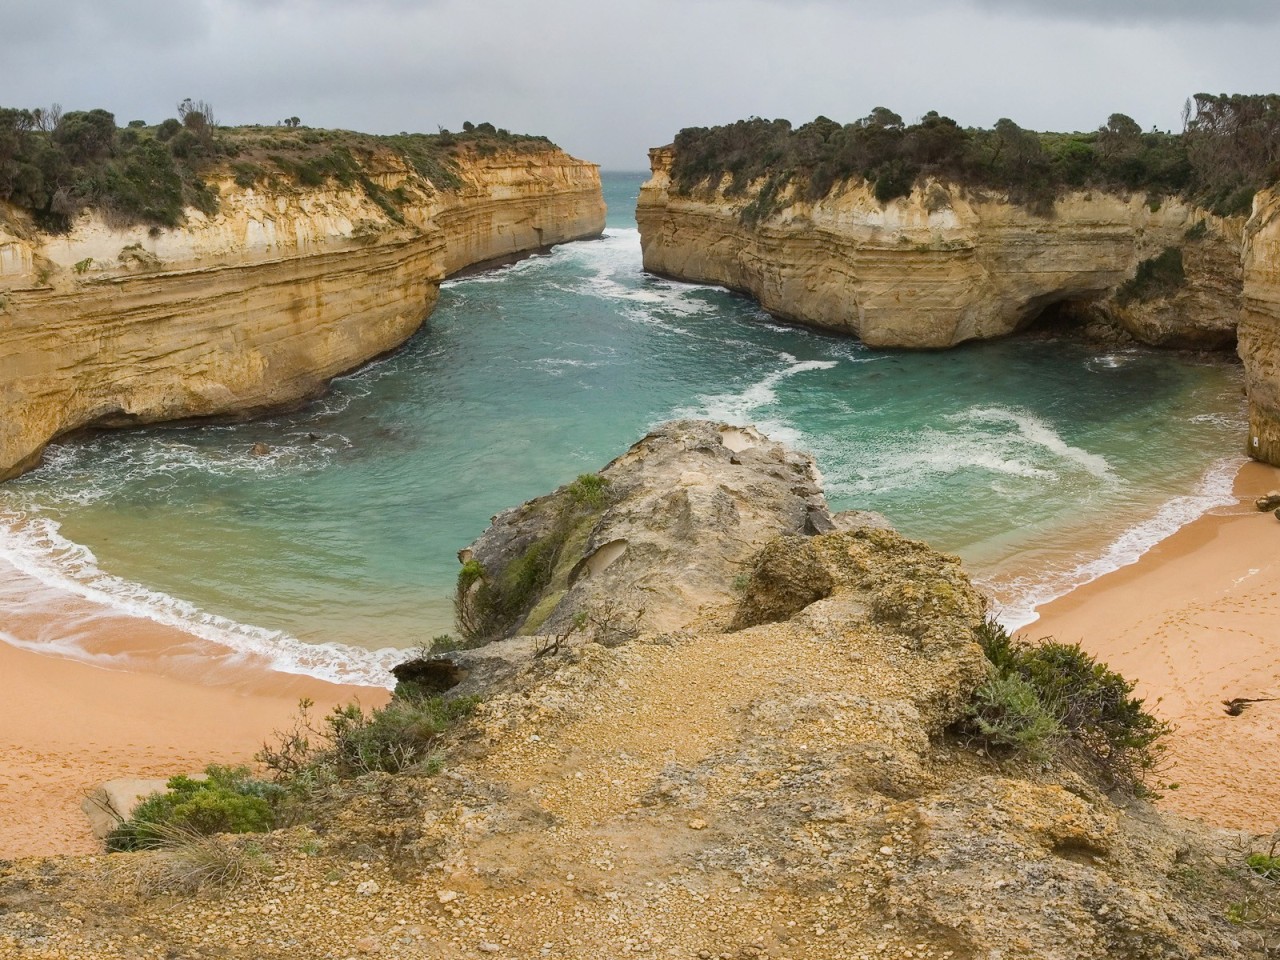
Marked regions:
[106,764,280,851]
[231,160,263,188]
[567,473,610,507]
[960,620,1171,795]
[322,694,480,776]
[1247,853,1280,881]
[1115,247,1185,305]
[455,473,613,642]
[423,633,463,654]
[966,674,1062,761]
[667,94,1280,222]
[258,691,480,784]
[0,102,554,230]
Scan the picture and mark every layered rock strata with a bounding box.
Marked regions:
[0,147,605,480]
[1241,188,1280,464]
[637,146,1241,351]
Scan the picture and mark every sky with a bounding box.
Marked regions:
[5,0,1279,170]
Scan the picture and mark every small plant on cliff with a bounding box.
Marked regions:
[567,472,610,509]
[106,764,281,852]
[964,673,1063,761]
[1220,834,1280,950]
[1248,852,1280,881]
[454,559,493,640]
[320,693,480,776]
[1114,247,1186,306]
[129,825,271,895]
[958,620,1171,796]
[455,474,615,642]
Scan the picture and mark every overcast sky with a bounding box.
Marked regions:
[5,0,1279,169]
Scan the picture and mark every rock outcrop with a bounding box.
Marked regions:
[637,146,1242,351]
[4,421,1267,958]
[0,145,604,480]
[1241,188,1280,464]
[80,778,181,841]
[457,421,842,643]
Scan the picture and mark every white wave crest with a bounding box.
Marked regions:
[0,511,400,687]
[9,434,343,508]
[988,455,1244,630]
[819,404,1113,497]
[1085,353,1134,371]
[959,407,1114,480]
[670,355,839,446]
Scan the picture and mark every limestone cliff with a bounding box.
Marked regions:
[1241,189,1280,464]
[637,146,1241,351]
[0,145,604,480]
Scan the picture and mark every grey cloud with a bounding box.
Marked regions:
[1,0,1276,169]
[969,0,1280,23]
[5,0,208,46]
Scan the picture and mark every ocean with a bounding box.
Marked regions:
[0,171,1246,685]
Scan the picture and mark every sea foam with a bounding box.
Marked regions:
[674,354,840,445]
[987,455,1243,630]
[0,509,400,687]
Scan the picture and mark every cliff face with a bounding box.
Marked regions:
[0,147,605,480]
[637,147,1241,351]
[1241,189,1280,464]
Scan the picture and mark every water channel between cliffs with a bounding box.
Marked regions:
[0,172,1248,685]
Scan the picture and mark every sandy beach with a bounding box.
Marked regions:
[1032,459,1280,832]
[0,599,388,859]
[2,459,1278,860]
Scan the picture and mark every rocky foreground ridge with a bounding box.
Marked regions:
[0,142,605,481]
[4,422,1271,959]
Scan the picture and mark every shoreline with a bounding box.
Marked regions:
[1031,458,1280,832]
[2,459,1278,859]
[0,593,388,859]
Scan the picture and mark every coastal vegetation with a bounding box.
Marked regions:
[668,93,1280,222]
[105,688,479,855]
[8,419,1276,956]
[959,620,1172,796]
[1115,246,1187,305]
[0,98,554,231]
[106,764,279,852]
[255,690,480,784]
[455,473,615,642]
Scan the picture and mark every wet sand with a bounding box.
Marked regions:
[1031,459,1280,832]
[0,600,387,858]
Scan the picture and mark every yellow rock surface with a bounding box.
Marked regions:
[1241,188,1280,464]
[636,146,1238,350]
[0,147,605,480]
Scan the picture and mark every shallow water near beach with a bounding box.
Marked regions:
[0,172,1246,683]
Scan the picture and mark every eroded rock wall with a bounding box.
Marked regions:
[0,147,605,480]
[637,146,1241,350]
[1241,189,1280,464]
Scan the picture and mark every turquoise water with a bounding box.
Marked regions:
[0,172,1246,682]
